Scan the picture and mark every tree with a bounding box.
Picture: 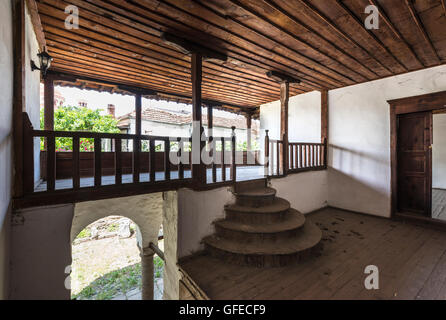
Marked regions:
[40,106,121,151]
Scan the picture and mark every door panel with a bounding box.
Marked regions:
[397,112,432,216]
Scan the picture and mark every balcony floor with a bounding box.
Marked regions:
[34,166,265,192]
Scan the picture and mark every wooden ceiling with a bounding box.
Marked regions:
[30,0,446,110]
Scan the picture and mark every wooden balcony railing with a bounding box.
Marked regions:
[288,138,327,173]
[23,114,193,195]
[264,130,327,177]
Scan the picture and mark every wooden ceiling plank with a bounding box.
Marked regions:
[44,31,289,94]
[404,0,441,64]
[262,0,379,79]
[442,0,446,16]
[52,57,277,105]
[129,0,343,87]
[49,49,288,101]
[333,0,408,73]
[47,39,296,98]
[368,0,424,67]
[25,0,46,51]
[243,0,377,81]
[51,63,269,107]
[51,57,277,105]
[39,1,327,91]
[297,0,393,76]
[216,0,366,83]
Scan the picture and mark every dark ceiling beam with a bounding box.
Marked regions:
[39,0,322,92]
[333,0,408,72]
[133,0,339,89]
[261,0,378,80]
[161,32,228,62]
[25,0,46,51]
[266,71,301,84]
[368,0,424,67]
[227,0,358,84]
[404,0,441,64]
[47,70,255,114]
[296,0,392,76]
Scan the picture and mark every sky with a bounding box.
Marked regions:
[52,85,244,119]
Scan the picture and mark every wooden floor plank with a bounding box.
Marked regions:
[180,208,446,300]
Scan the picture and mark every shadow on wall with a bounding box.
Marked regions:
[328,144,390,217]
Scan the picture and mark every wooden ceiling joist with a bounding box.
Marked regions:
[368,0,424,67]
[161,32,228,62]
[333,0,408,73]
[29,0,446,110]
[405,0,441,64]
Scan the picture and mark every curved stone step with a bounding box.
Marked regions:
[225,198,290,224]
[235,187,276,207]
[203,221,322,268]
[215,209,305,241]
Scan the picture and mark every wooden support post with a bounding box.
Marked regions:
[133,94,142,183]
[191,52,206,187]
[208,105,217,183]
[321,89,328,168]
[246,113,253,165]
[72,136,80,189]
[135,93,142,136]
[115,139,122,185]
[44,75,55,131]
[264,130,270,176]
[13,0,25,197]
[47,135,56,191]
[23,114,34,194]
[94,137,102,187]
[280,81,289,175]
[231,126,236,183]
[164,139,171,180]
[149,139,156,182]
[177,137,184,180]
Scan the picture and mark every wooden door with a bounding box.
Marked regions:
[397,111,432,216]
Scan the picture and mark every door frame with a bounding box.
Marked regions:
[389,91,446,225]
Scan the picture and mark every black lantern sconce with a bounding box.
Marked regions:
[31,47,53,77]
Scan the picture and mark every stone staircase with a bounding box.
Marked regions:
[202,179,322,268]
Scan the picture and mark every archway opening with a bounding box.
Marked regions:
[71,216,164,300]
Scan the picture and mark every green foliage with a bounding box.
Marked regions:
[71,257,164,300]
[75,228,91,240]
[40,106,120,151]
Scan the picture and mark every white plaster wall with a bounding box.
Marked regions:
[72,194,163,249]
[329,65,446,217]
[10,204,75,300]
[433,114,446,189]
[177,187,234,258]
[24,5,41,184]
[162,191,180,300]
[260,90,321,143]
[271,170,328,214]
[0,0,13,300]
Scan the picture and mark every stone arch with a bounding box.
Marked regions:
[71,193,163,299]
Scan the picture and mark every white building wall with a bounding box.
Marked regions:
[0,0,13,300]
[433,114,446,189]
[260,90,321,143]
[329,65,446,217]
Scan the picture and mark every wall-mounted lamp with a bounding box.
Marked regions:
[31,47,53,77]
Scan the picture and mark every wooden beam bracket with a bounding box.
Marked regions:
[161,32,227,62]
[266,70,301,84]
